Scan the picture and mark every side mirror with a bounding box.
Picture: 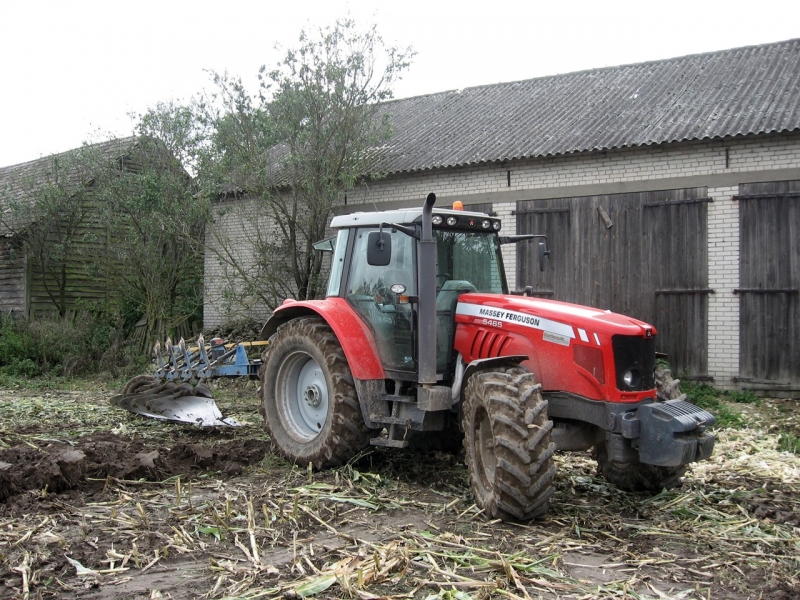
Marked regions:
[538,241,551,272]
[367,231,392,266]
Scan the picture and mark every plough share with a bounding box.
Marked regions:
[112,336,266,426]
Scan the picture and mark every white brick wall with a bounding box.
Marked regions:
[493,202,517,290]
[204,198,276,329]
[706,186,740,389]
[344,134,800,205]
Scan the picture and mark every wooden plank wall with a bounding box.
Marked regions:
[0,237,27,316]
[516,188,709,378]
[27,196,113,319]
[738,181,799,386]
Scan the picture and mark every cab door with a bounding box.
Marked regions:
[345,227,417,373]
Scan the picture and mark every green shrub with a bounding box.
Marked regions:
[0,309,131,379]
[682,382,747,429]
[726,389,760,405]
[0,312,39,375]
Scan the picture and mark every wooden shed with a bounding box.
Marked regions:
[0,138,137,319]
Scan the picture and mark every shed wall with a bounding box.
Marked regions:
[204,197,279,329]
[0,237,26,316]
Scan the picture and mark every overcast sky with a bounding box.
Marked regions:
[1,0,798,167]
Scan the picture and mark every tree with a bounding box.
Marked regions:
[200,19,413,314]
[94,104,208,347]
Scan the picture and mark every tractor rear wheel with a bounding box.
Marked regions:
[462,367,556,521]
[593,445,685,492]
[260,317,372,469]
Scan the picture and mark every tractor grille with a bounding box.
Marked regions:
[611,335,656,392]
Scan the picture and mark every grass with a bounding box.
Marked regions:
[682,382,748,429]
[778,432,800,455]
[727,389,761,405]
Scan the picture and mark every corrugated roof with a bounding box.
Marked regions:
[370,38,800,175]
[0,138,136,234]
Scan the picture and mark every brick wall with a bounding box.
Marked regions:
[706,186,740,388]
[344,134,800,206]
[204,197,275,329]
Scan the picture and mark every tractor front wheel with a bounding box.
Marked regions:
[655,364,685,401]
[463,368,556,521]
[260,317,372,469]
[593,444,685,492]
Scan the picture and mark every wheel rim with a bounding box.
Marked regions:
[473,406,496,491]
[276,350,329,442]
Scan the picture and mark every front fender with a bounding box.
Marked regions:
[260,298,386,380]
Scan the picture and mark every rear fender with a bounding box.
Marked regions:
[260,298,386,380]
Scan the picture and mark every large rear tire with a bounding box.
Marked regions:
[462,368,556,521]
[259,317,372,469]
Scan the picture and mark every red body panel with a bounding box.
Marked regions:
[454,293,657,403]
[269,298,386,380]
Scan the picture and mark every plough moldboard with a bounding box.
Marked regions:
[111,336,268,426]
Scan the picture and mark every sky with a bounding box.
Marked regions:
[1,0,799,167]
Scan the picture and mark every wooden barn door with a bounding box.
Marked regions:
[738,182,800,386]
[642,195,711,377]
[517,188,708,378]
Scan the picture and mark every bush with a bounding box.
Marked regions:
[682,381,747,429]
[0,312,40,376]
[0,310,133,379]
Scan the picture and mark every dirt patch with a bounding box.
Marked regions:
[1,386,799,599]
[0,433,268,500]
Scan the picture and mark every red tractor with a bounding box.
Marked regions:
[258,193,715,520]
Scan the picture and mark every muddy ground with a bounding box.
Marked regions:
[0,382,798,600]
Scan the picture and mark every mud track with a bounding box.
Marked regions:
[0,385,798,599]
[0,433,266,500]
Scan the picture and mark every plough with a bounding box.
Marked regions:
[111,336,267,426]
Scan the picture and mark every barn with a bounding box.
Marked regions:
[0,138,137,320]
[204,38,800,393]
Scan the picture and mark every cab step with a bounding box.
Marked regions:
[370,437,409,448]
[377,394,417,404]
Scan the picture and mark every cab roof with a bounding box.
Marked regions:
[330,207,495,229]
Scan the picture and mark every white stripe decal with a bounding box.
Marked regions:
[594,333,601,346]
[456,303,575,340]
[578,328,589,343]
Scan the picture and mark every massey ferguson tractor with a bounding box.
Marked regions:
[116,193,716,521]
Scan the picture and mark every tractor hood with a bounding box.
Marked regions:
[456,293,657,339]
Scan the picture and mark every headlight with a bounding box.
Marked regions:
[492,221,501,230]
[432,215,443,225]
[446,216,458,226]
[622,369,641,389]
[481,219,491,229]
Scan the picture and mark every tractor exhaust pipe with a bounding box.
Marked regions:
[418,192,437,385]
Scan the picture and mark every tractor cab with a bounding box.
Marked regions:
[324,203,507,381]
